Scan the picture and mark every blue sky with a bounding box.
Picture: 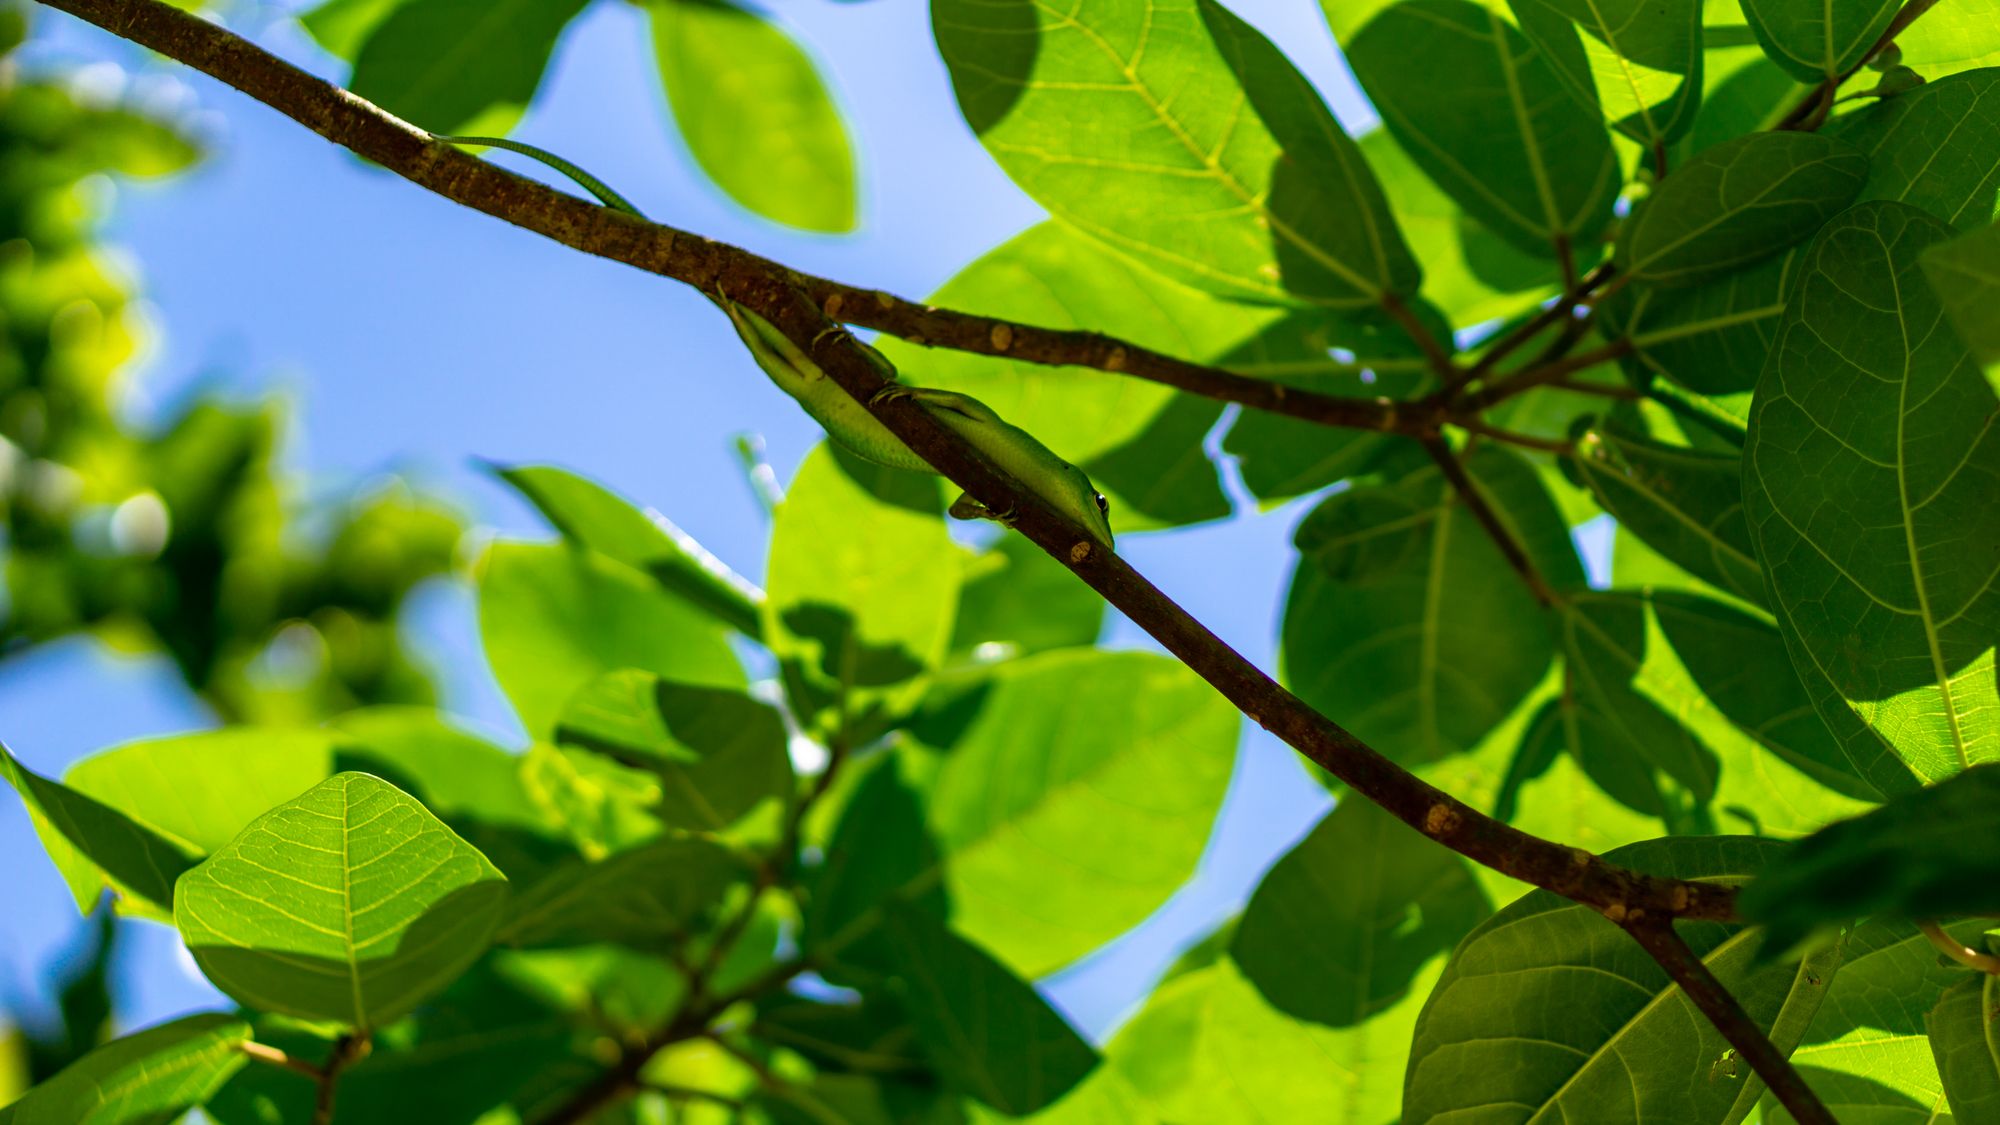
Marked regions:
[3,0,1409,1043]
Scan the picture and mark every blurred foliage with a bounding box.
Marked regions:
[0,10,462,723]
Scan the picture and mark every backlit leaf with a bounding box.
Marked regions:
[1929,974,2000,1120]
[1740,0,1900,82]
[347,0,588,135]
[0,1014,248,1125]
[1346,0,1620,259]
[1509,0,1704,148]
[1,743,195,920]
[933,0,1420,307]
[174,773,510,1030]
[1744,201,2000,782]
[648,0,856,232]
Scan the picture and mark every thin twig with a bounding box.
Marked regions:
[1456,419,1577,456]
[1463,339,1636,412]
[1920,920,2000,975]
[1422,437,1558,606]
[311,1033,370,1125]
[1622,919,1834,1125]
[1447,262,1616,396]
[1380,290,1462,382]
[238,1040,323,1081]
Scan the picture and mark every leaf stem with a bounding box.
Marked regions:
[1919,920,2000,974]
[1421,436,1559,606]
[238,1040,324,1081]
[1621,918,1833,1125]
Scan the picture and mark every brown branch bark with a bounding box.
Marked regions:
[1622,919,1835,1125]
[38,0,1772,1116]
[1422,437,1558,606]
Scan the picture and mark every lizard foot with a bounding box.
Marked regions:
[869,385,915,408]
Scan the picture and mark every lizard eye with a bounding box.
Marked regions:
[1095,493,1110,516]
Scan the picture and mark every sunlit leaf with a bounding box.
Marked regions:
[175,773,510,1030]
[648,0,856,232]
[0,1014,248,1125]
[933,0,1420,307]
[478,541,742,739]
[1509,0,1704,149]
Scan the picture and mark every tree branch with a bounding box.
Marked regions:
[1621,918,1834,1125]
[310,1034,370,1125]
[1422,437,1558,606]
[43,4,1759,1114]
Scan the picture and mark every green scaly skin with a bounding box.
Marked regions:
[435,134,1115,548]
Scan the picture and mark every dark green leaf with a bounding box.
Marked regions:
[1922,217,2000,365]
[556,671,791,833]
[949,535,1104,661]
[1771,919,1983,1122]
[174,773,510,1030]
[1231,798,1490,1028]
[1406,836,1838,1123]
[1282,447,1571,766]
[1569,422,1765,606]
[328,708,548,832]
[764,445,956,735]
[1346,0,1620,258]
[1744,201,2000,782]
[877,905,1097,1115]
[1652,592,1892,801]
[1837,67,2000,229]
[1740,766,2000,952]
[803,750,945,964]
[1928,975,2000,1120]
[498,835,743,948]
[1740,0,1900,82]
[347,0,588,134]
[0,1014,248,1125]
[299,0,407,59]
[498,464,763,638]
[932,0,1420,308]
[478,541,743,739]
[1,742,196,921]
[1619,132,1868,286]
[1508,0,1704,148]
[648,0,856,232]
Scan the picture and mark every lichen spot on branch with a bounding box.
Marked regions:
[1068,540,1094,564]
[1423,803,1460,836]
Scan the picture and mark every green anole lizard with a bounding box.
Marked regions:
[436,135,1116,549]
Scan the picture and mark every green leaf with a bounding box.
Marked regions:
[1554,592,1874,837]
[912,649,1237,975]
[0,1014,248,1125]
[764,445,957,736]
[174,773,510,1030]
[0,743,196,920]
[478,540,742,739]
[876,905,1097,1115]
[298,0,407,59]
[1569,422,1766,606]
[1922,217,2000,366]
[1603,236,1797,398]
[1108,956,1440,1124]
[1929,975,2000,1120]
[1773,918,1980,1123]
[932,0,1420,308]
[1230,798,1490,1028]
[647,0,856,233]
[1618,132,1868,286]
[803,750,946,964]
[328,708,547,832]
[1508,0,1704,148]
[1406,836,1838,1124]
[62,729,337,856]
[1345,0,1620,259]
[498,464,764,638]
[556,671,792,833]
[346,0,587,134]
[518,743,663,859]
[1740,766,2000,953]
[1837,68,2000,230]
[1897,5,2000,81]
[498,836,743,948]
[872,222,1255,529]
[1218,307,1436,502]
[1358,128,1563,327]
[1281,447,1571,766]
[1744,201,2000,783]
[1740,0,1900,82]
[949,535,1104,661]
[1652,592,1891,801]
